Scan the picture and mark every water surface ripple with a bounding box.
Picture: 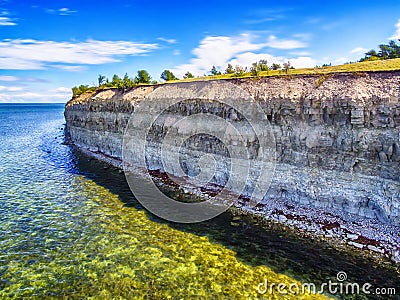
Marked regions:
[0,104,398,299]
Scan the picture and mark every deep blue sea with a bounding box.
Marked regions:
[0,103,398,299]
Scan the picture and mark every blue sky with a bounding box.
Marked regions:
[0,0,399,103]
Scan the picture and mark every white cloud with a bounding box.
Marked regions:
[227,52,279,67]
[244,8,288,25]
[157,37,177,44]
[290,51,311,56]
[229,52,316,69]
[171,34,313,77]
[0,88,72,103]
[0,85,23,92]
[0,75,18,81]
[0,16,16,26]
[172,34,265,76]
[173,49,181,56]
[321,21,344,31]
[17,92,41,98]
[0,57,44,70]
[266,35,306,49]
[0,9,16,26]
[0,75,48,83]
[193,34,263,58]
[0,39,158,70]
[305,17,321,24]
[46,7,77,16]
[350,47,367,54]
[244,17,279,25]
[0,94,17,103]
[51,64,87,71]
[389,19,400,40]
[24,77,49,83]
[53,87,70,93]
[293,33,312,40]
[333,57,348,65]
[289,56,317,68]
[59,7,76,16]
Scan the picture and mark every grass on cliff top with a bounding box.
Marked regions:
[177,58,400,82]
[72,58,400,100]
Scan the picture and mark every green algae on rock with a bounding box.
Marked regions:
[0,175,329,299]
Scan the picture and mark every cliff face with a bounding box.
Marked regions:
[65,72,400,227]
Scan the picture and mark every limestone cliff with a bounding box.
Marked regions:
[65,71,400,260]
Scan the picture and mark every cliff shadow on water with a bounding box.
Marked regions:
[69,147,400,300]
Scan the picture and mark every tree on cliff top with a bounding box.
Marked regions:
[210,65,221,76]
[250,60,270,77]
[283,61,291,74]
[250,63,260,77]
[72,84,95,98]
[233,65,246,77]
[135,70,151,84]
[271,63,281,70]
[225,64,234,74]
[98,74,106,87]
[183,71,194,79]
[121,73,135,88]
[359,40,400,61]
[161,70,178,81]
[112,74,121,86]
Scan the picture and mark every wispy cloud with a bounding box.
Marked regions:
[0,85,23,92]
[333,57,348,65]
[321,20,344,31]
[0,9,16,26]
[266,35,307,49]
[389,19,400,39]
[0,57,44,70]
[0,39,159,70]
[50,64,87,72]
[244,8,288,24]
[228,52,316,70]
[172,34,264,76]
[292,33,313,41]
[171,34,313,77]
[305,17,321,24]
[350,47,367,54]
[0,76,59,103]
[0,75,18,81]
[0,16,15,25]
[290,51,311,56]
[0,88,72,103]
[59,7,76,16]
[46,7,77,16]
[244,17,280,25]
[157,37,177,44]
[0,75,48,83]
[53,87,70,93]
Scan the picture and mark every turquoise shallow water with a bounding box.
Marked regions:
[0,103,398,299]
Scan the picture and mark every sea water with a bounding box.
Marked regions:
[0,103,398,299]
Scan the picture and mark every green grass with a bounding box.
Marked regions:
[75,58,400,98]
[176,58,400,83]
